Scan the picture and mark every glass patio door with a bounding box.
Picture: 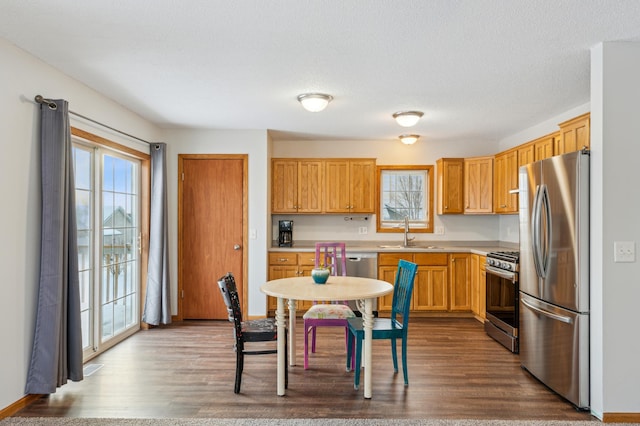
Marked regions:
[74,142,141,360]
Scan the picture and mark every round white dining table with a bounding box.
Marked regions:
[260,275,393,399]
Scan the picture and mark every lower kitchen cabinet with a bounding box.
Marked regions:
[378,252,458,313]
[449,253,471,311]
[267,252,317,312]
[470,254,487,321]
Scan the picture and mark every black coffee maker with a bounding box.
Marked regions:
[278,220,293,247]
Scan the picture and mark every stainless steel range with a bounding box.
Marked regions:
[484,250,519,353]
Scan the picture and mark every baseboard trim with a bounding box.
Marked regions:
[0,394,42,419]
[602,412,640,423]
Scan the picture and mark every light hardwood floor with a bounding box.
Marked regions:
[15,318,596,421]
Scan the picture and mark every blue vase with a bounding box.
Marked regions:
[311,267,330,284]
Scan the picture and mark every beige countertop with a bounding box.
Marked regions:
[269,240,517,256]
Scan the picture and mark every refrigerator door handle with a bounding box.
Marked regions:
[521,298,573,324]
[532,185,545,278]
[540,184,551,277]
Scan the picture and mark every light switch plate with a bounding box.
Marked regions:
[249,228,257,240]
[614,241,635,263]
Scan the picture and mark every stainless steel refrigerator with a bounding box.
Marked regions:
[518,150,590,409]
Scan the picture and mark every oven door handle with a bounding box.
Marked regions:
[485,265,517,282]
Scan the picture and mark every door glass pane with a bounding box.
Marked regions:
[100,153,139,345]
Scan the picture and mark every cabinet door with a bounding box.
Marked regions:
[534,134,555,161]
[518,142,535,167]
[349,160,376,213]
[493,150,518,214]
[557,113,590,155]
[437,158,464,214]
[464,156,493,214]
[470,254,486,320]
[377,265,399,311]
[267,264,299,310]
[272,160,298,213]
[324,160,351,213]
[449,253,471,311]
[413,266,448,311]
[297,160,323,213]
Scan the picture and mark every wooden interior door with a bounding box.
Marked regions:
[179,155,246,319]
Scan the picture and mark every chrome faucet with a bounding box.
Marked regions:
[403,216,415,247]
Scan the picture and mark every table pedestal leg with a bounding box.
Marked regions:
[363,298,374,399]
[276,297,286,396]
[288,298,297,366]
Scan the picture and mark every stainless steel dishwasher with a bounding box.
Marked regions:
[345,252,378,314]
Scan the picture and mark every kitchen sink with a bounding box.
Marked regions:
[377,244,442,250]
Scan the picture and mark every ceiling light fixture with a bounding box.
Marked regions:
[399,134,420,145]
[297,93,333,112]
[393,111,424,127]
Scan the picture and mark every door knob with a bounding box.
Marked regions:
[234,244,241,250]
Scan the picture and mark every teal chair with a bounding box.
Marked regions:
[346,259,418,389]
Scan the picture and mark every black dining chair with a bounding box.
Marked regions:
[217,272,287,394]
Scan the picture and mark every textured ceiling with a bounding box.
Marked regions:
[2,0,640,143]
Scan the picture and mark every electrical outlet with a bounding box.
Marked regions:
[614,241,635,263]
[435,226,445,235]
[358,226,368,235]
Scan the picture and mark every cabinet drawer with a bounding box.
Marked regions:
[269,252,298,265]
[378,253,413,266]
[414,253,448,266]
[297,252,317,266]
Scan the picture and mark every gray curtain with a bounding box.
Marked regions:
[142,143,171,325]
[26,99,83,394]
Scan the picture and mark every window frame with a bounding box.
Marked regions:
[376,165,434,233]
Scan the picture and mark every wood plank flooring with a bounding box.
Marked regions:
[15,318,596,421]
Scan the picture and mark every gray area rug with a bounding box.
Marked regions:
[1,419,632,425]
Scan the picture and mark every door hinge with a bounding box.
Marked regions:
[181,172,184,181]
[181,289,184,299]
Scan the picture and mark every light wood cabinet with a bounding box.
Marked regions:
[377,252,454,313]
[267,252,317,312]
[324,159,376,213]
[271,159,323,213]
[556,113,590,155]
[534,133,556,161]
[463,156,493,214]
[449,253,471,311]
[437,158,464,214]
[518,142,535,167]
[470,254,486,321]
[493,149,518,214]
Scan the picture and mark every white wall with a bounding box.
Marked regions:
[159,128,270,318]
[589,42,640,418]
[0,38,158,411]
[271,138,502,244]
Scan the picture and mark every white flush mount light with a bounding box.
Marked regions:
[393,111,424,127]
[399,134,420,145]
[297,93,333,112]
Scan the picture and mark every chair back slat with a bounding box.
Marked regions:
[315,242,347,276]
[390,260,418,325]
[217,273,244,339]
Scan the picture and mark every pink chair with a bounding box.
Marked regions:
[303,242,356,370]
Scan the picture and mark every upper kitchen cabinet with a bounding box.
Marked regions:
[556,113,590,155]
[534,132,557,161]
[493,148,518,214]
[464,156,493,214]
[517,142,535,167]
[272,159,323,213]
[436,158,464,214]
[324,159,376,213]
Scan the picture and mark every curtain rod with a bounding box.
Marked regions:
[34,95,153,146]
